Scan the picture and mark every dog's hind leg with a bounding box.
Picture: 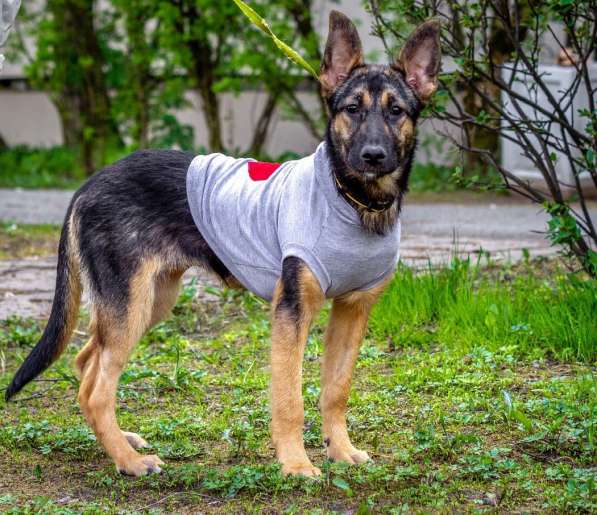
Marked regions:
[320,280,388,465]
[149,270,184,326]
[77,258,169,476]
[123,269,183,451]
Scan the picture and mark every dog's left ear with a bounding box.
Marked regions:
[394,20,441,103]
[320,10,364,97]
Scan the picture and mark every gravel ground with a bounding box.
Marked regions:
[1,188,595,319]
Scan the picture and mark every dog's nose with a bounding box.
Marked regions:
[361,145,387,166]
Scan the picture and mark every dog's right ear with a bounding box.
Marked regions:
[320,10,364,97]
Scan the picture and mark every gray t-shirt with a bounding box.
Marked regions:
[186,142,400,301]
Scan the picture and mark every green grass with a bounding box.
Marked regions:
[0,222,61,259]
[0,260,595,512]
[371,258,597,363]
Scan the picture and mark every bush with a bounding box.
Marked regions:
[0,145,85,189]
[0,146,85,188]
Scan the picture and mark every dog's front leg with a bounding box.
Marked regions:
[270,257,324,477]
[321,281,387,464]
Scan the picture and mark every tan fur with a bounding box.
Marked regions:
[52,207,83,359]
[69,223,390,478]
[270,267,324,477]
[395,20,442,102]
[12,10,439,481]
[320,11,364,97]
[380,89,409,112]
[398,118,415,159]
[333,113,353,144]
[321,280,388,463]
[361,89,372,109]
[75,257,183,476]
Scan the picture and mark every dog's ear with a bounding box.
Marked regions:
[320,10,364,96]
[394,20,441,103]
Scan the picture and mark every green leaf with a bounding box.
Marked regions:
[502,390,534,433]
[332,477,352,493]
[232,0,319,80]
[231,0,269,32]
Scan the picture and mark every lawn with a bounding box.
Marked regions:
[0,222,62,259]
[0,239,595,512]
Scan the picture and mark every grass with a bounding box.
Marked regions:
[0,258,595,512]
[0,222,62,259]
[372,258,597,363]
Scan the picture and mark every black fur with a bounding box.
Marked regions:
[73,150,229,310]
[7,58,429,401]
[275,256,303,324]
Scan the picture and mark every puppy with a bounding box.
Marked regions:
[6,11,441,477]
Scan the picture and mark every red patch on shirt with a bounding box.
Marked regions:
[248,161,280,181]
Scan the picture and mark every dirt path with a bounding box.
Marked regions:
[0,259,221,320]
[2,188,592,320]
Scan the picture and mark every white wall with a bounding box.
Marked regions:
[0,89,63,146]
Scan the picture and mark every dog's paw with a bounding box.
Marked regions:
[122,431,149,449]
[281,461,322,478]
[348,448,371,464]
[117,454,164,477]
[326,441,370,465]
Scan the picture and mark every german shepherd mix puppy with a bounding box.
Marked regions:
[6,12,440,477]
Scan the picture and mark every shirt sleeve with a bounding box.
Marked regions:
[281,243,331,297]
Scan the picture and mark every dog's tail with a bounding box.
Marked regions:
[5,203,82,401]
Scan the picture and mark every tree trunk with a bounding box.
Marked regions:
[182,0,224,153]
[198,82,224,153]
[287,0,328,127]
[461,2,530,176]
[247,92,279,157]
[462,84,499,176]
[123,2,152,149]
[47,0,120,175]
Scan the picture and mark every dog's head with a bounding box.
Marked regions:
[321,11,441,184]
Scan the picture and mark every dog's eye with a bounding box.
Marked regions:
[391,105,402,115]
[345,104,359,114]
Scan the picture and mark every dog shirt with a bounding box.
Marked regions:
[186,142,401,301]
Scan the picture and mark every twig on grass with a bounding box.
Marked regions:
[138,491,221,511]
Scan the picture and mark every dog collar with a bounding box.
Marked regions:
[333,173,394,213]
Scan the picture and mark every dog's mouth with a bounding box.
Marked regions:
[354,165,399,182]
